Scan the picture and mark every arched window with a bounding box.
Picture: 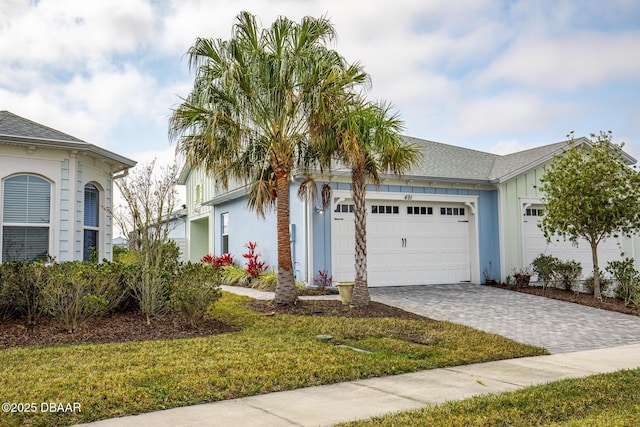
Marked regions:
[2,175,51,261]
[84,183,99,261]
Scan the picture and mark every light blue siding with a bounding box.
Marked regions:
[211,183,305,278]
[477,189,500,282]
[310,182,500,284]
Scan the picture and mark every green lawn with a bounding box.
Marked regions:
[0,292,545,427]
[340,369,640,427]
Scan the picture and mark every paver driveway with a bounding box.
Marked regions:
[370,284,640,353]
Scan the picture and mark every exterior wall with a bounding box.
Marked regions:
[209,183,306,278]
[0,144,116,262]
[498,163,640,279]
[498,164,547,279]
[310,180,500,285]
[183,165,213,261]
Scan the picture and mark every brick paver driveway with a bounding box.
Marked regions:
[370,284,640,353]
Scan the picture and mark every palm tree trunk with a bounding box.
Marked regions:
[350,169,370,307]
[274,172,298,305]
[590,241,602,301]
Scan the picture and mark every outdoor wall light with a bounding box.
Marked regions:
[314,206,324,214]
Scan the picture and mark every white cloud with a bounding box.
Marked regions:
[477,32,640,90]
[0,0,156,68]
[446,92,577,138]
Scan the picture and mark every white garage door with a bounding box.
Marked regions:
[523,206,627,278]
[332,200,471,286]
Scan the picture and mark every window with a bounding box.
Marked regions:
[371,205,399,214]
[440,207,465,216]
[83,183,99,261]
[194,183,203,204]
[221,212,229,254]
[525,208,544,217]
[407,206,432,215]
[334,204,354,213]
[2,175,51,261]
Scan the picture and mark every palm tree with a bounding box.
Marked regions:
[169,12,367,305]
[322,100,421,307]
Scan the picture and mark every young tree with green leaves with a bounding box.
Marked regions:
[538,131,640,300]
[169,12,367,305]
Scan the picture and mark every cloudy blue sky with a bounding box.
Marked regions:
[2,0,640,171]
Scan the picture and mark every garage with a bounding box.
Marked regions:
[331,194,475,286]
[523,205,628,278]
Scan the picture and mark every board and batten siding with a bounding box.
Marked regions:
[499,164,546,279]
[499,163,640,279]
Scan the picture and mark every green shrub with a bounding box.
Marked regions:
[124,265,168,325]
[556,260,582,291]
[584,271,610,296]
[112,245,130,263]
[170,262,221,327]
[0,263,19,320]
[606,258,640,305]
[88,262,130,314]
[252,270,278,291]
[43,263,109,333]
[221,264,252,287]
[12,261,48,325]
[532,254,560,289]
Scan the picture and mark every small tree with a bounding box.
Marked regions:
[110,159,180,324]
[538,131,640,300]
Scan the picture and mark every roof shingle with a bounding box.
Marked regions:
[0,110,86,143]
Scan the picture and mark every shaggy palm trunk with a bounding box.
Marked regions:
[350,169,370,307]
[274,173,298,305]
[590,241,602,301]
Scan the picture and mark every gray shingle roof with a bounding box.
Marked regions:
[404,136,497,181]
[0,110,136,171]
[0,110,86,143]
[488,141,568,180]
[403,136,575,184]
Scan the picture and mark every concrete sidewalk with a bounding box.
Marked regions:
[79,344,640,427]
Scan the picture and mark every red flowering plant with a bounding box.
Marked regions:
[200,253,234,268]
[312,270,333,291]
[242,241,267,278]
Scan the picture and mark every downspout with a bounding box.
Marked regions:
[496,184,506,282]
[112,167,130,181]
[305,186,314,285]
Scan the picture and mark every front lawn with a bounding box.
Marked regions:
[340,368,640,426]
[0,292,546,427]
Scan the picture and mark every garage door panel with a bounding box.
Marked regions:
[332,199,471,286]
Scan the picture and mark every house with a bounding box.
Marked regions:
[0,111,136,263]
[178,136,640,285]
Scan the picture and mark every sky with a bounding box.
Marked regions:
[2,0,640,177]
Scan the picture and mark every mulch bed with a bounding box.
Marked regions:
[0,299,425,349]
[246,299,426,320]
[492,284,639,316]
[0,311,238,349]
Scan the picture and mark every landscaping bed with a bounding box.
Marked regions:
[492,284,639,316]
[0,311,237,348]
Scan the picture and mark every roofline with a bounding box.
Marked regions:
[493,136,637,184]
[177,162,192,185]
[293,168,493,187]
[0,133,137,171]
